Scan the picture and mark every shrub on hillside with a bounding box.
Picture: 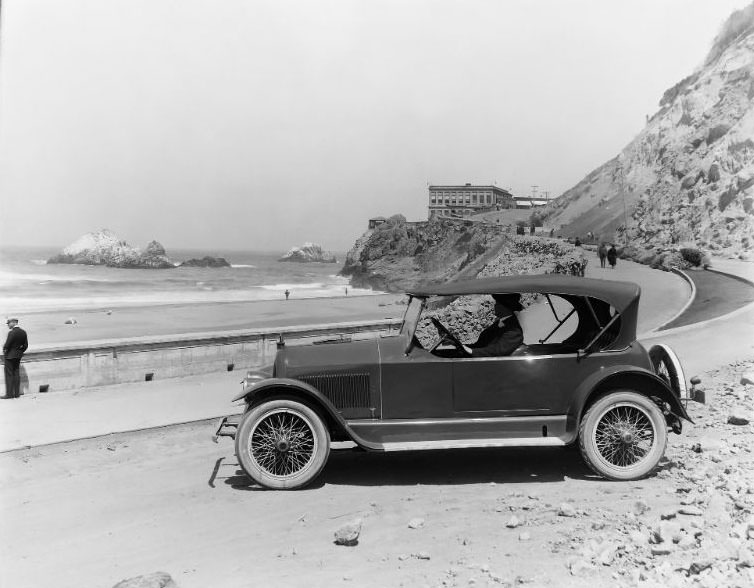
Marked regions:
[551,254,588,276]
[680,247,704,267]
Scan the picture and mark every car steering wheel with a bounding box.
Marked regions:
[429,317,469,355]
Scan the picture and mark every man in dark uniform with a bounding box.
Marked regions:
[3,318,28,399]
[463,294,524,357]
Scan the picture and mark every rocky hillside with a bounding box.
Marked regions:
[339,216,510,292]
[545,3,754,262]
[47,229,175,269]
[340,215,586,293]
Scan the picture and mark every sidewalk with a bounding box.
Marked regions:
[3,255,743,454]
[0,370,245,452]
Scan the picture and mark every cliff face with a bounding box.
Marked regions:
[339,217,509,292]
[546,3,754,260]
[47,229,175,269]
[340,217,586,292]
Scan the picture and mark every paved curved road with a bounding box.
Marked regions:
[662,269,754,329]
[641,257,754,377]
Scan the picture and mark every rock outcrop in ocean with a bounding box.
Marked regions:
[47,229,175,269]
[179,256,231,268]
[543,3,754,264]
[279,242,337,263]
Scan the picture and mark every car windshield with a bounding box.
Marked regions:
[399,296,425,339]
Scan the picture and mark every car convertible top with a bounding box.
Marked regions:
[407,274,640,314]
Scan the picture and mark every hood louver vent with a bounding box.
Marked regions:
[299,373,370,409]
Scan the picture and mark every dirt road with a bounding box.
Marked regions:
[2,360,754,588]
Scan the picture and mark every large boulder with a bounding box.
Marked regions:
[179,256,231,268]
[47,230,175,269]
[279,242,337,263]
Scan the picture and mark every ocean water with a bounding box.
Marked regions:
[0,246,373,314]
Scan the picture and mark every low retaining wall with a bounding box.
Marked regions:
[8,319,403,395]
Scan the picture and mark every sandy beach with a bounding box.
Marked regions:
[22,293,406,346]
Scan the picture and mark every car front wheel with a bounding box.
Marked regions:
[235,398,330,490]
[579,391,667,481]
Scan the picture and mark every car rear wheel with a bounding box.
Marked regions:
[579,391,667,481]
[235,398,330,490]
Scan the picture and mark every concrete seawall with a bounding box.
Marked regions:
[10,319,402,395]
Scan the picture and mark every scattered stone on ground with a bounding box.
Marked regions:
[408,517,425,529]
[540,359,754,587]
[334,518,362,546]
[111,572,178,588]
[728,408,751,425]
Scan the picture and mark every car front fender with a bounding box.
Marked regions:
[233,376,333,408]
[231,376,375,445]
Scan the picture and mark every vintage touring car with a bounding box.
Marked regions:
[215,274,703,489]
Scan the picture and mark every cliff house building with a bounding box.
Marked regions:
[428,184,514,219]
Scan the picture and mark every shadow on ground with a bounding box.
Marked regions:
[223,445,598,491]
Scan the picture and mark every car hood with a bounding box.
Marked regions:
[275,337,381,379]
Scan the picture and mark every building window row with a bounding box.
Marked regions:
[430,193,494,205]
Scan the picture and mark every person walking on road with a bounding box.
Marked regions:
[598,242,608,269]
[607,244,618,270]
[284,289,290,300]
[3,318,28,399]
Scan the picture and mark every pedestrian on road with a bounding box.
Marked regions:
[3,318,28,399]
[598,242,608,268]
[284,289,290,300]
[607,245,618,270]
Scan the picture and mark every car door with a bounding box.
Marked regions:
[378,337,454,419]
[451,354,579,415]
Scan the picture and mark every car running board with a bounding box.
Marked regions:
[377,437,566,452]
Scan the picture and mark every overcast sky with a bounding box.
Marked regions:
[0,0,749,252]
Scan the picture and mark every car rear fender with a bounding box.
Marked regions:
[571,366,692,433]
[232,377,369,446]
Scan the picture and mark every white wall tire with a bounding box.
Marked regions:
[235,398,330,490]
[579,391,667,481]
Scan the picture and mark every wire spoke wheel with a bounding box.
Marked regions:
[594,404,654,467]
[250,410,316,477]
[235,399,331,490]
[249,410,317,477]
[579,391,667,481]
